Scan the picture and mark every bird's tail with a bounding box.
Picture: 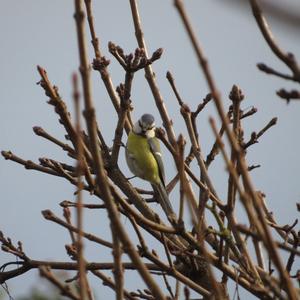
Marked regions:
[152,182,176,220]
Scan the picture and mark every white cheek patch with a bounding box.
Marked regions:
[146,129,155,138]
[154,152,162,156]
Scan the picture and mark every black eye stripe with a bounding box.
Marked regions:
[138,120,154,131]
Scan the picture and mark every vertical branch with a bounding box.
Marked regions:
[83,0,101,60]
[178,146,185,223]
[174,280,181,300]
[111,225,124,300]
[176,135,198,224]
[253,238,266,270]
[73,2,166,299]
[73,73,90,300]
[110,82,131,167]
[226,85,243,212]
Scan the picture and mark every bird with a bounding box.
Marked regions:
[126,113,176,220]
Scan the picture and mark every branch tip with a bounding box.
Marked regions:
[41,209,54,220]
[33,126,44,135]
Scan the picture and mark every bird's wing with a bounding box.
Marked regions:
[148,137,166,186]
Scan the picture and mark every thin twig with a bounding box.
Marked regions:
[277,89,300,103]
[257,63,296,81]
[1,150,60,176]
[33,126,76,158]
[39,266,80,300]
[243,117,277,149]
[73,73,90,300]
[111,223,124,300]
[250,0,300,82]
[42,209,113,248]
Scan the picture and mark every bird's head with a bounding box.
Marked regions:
[133,114,156,138]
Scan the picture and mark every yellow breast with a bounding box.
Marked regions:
[126,132,160,184]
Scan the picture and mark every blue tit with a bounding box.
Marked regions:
[126,114,176,219]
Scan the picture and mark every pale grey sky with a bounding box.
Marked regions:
[1,1,300,299]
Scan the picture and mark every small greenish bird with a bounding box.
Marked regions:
[126,114,175,220]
